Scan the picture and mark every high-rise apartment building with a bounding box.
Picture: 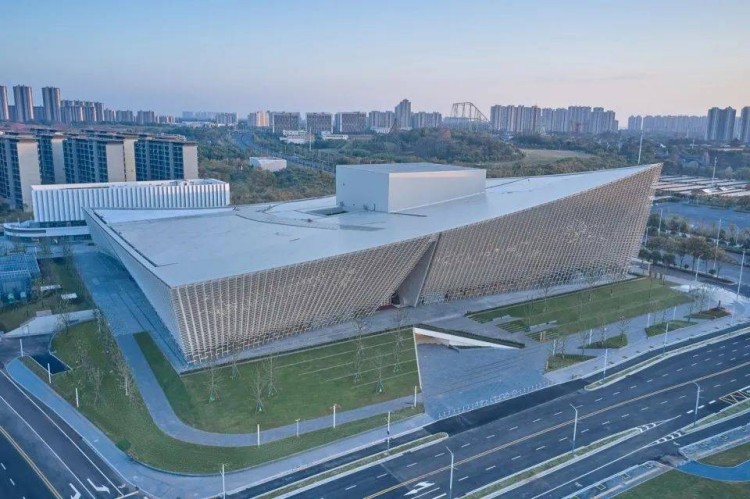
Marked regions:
[271,112,301,134]
[116,110,135,123]
[0,133,41,210]
[136,110,157,125]
[33,130,66,184]
[248,111,270,128]
[567,106,591,134]
[628,116,643,131]
[706,107,736,142]
[306,113,333,134]
[490,105,541,133]
[740,107,750,144]
[103,109,116,122]
[134,136,198,181]
[410,112,442,129]
[158,115,175,124]
[0,86,8,121]
[590,107,617,134]
[62,135,136,184]
[42,87,62,122]
[12,85,34,123]
[215,113,238,126]
[368,111,395,130]
[335,112,367,133]
[395,99,412,129]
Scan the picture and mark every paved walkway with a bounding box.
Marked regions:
[5,310,95,337]
[6,358,432,498]
[679,459,750,481]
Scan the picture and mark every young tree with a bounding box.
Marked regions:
[115,354,135,400]
[374,354,385,394]
[263,355,278,398]
[617,317,632,345]
[89,367,104,406]
[207,363,221,402]
[577,329,589,356]
[558,334,568,360]
[352,319,368,383]
[56,296,74,335]
[392,331,406,373]
[251,367,265,413]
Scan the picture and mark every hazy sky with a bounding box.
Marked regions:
[2,0,748,119]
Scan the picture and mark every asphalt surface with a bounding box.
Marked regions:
[0,427,57,498]
[296,328,750,498]
[0,369,133,499]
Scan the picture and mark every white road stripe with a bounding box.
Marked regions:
[486,465,496,471]
[377,473,388,478]
[461,443,470,448]
[709,400,717,404]
[679,395,686,399]
[660,400,668,404]
[9,478,15,486]
[345,485,357,491]
[676,368,683,372]
[532,418,541,422]
[512,455,521,460]
[559,437,567,441]
[581,428,589,433]
[0,463,4,470]
[622,414,630,418]
[640,406,649,411]
[406,462,418,467]
[434,453,444,458]
[536,445,546,451]
[595,397,603,402]
[486,435,495,439]
[554,411,562,415]
[510,426,518,430]
[459,476,469,482]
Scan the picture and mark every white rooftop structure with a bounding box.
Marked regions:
[90,164,653,287]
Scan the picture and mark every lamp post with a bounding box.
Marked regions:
[295,418,300,438]
[570,404,579,453]
[446,447,454,499]
[693,382,701,427]
[735,250,746,322]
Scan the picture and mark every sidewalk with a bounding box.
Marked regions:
[5,310,95,338]
[6,357,433,498]
[118,332,423,445]
[545,277,750,384]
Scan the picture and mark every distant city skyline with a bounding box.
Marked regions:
[2,0,748,119]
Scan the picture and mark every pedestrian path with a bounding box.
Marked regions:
[679,459,750,481]
[5,357,432,498]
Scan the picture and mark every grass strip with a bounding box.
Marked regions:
[589,333,628,349]
[23,323,423,473]
[645,320,692,337]
[135,328,421,433]
[545,353,594,371]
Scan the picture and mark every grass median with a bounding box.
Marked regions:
[621,471,750,498]
[23,322,422,473]
[136,327,420,433]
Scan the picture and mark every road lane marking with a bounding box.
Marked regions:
[662,373,669,377]
[486,465,496,471]
[407,462,418,467]
[554,411,562,415]
[602,421,610,425]
[559,437,567,441]
[581,428,589,433]
[345,485,357,491]
[458,476,469,482]
[486,435,495,439]
[536,446,546,451]
[676,368,683,372]
[0,422,62,499]
[622,414,630,418]
[434,453,444,458]
[510,426,518,430]
[647,379,653,383]
[512,455,521,460]
[595,397,603,402]
[532,418,541,422]
[709,400,716,404]
[0,463,4,470]
[679,395,686,399]
[687,410,693,414]
[699,405,705,409]
[9,478,15,486]
[714,384,722,388]
[629,385,637,389]
[377,473,388,478]
[691,363,698,366]
[364,357,750,499]
[461,443,470,448]
[613,391,620,396]
[660,400,668,404]
[641,406,649,411]
[718,362,724,366]
[731,379,737,383]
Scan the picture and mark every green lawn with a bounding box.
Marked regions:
[621,470,750,499]
[645,320,692,337]
[467,278,691,340]
[23,322,421,473]
[136,328,421,433]
[589,333,628,349]
[0,257,90,332]
[689,307,731,320]
[545,353,593,371]
[702,440,750,467]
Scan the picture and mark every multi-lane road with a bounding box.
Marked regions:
[0,366,133,499]
[297,327,750,498]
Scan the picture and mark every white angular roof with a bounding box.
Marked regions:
[89,164,659,287]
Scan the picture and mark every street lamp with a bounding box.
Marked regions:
[570,404,579,453]
[693,382,701,427]
[446,446,454,499]
[295,418,300,438]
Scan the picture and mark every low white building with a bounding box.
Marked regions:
[4,179,230,242]
[250,157,287,172]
